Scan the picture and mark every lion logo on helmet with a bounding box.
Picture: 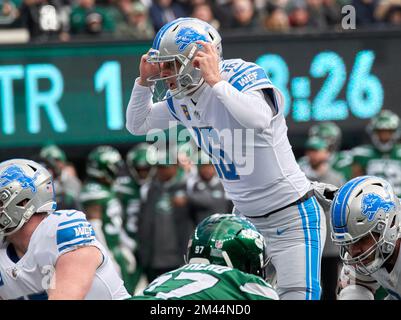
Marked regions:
[361,193,395,222]
[175,27,208,52]
[0,165,39,193]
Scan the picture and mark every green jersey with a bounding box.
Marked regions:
[80,180,123,250]
[352,144,401,196]
[132,263,278,300]
[331,151,353,181]
[114,176,141,240]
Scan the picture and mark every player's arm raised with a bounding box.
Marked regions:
[48,246,103,300]
[193,41,275,130]
[126,52,174,136]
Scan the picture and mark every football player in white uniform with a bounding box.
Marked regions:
[126,17,327,299]
[0,159,130,300]
[331,176,401,300]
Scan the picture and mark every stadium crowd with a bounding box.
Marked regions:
[0,0,400,42]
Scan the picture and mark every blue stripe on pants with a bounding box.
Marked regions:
[298,196,322,300]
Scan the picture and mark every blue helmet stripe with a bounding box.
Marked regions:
[153,18,194,50]
[331,176,369,233]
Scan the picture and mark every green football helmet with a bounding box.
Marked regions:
[40,144,67,163]
[186,213,269,279]
[309,122,342,152]
[86,145,124,184]
[367,109,401,152]
[126,143,157,184]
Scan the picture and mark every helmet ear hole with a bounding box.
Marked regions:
[16,198,31,207]
[390,216,396,228]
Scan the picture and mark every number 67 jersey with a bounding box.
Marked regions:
[131,263,279,300]
[0,210,130,300]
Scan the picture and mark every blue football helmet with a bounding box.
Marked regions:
[330,176,401,275]
[147,17,222,101]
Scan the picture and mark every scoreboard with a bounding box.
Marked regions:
[0,30,400,149]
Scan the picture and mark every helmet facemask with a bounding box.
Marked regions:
[147,45,204,102]
[335,205,400,276]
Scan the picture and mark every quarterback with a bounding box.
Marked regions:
[126,17,326,299]
[131,214,278,300]
[331,176,401,300]
[0,159,130,300]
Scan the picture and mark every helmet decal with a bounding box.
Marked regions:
[0,165,39,193]
[361,193,395,222]
[175,27,208,52]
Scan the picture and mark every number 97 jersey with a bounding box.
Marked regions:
[131,263,278,300]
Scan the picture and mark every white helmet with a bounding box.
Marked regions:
[330,176,401,275]
[0,159,56,236]
[147,17,222,101]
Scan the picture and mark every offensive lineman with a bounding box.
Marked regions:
[331,176,401,300]
[0,159,129,300]
[126,17,327,299]
[131,213,278,300]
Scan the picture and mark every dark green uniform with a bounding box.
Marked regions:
[352,144,401,196]
[114,175,143,293]
[131,263,278,300]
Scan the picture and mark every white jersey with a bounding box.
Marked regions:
[339,252,401,300]
[127,58,310,216]
[0,210,130,300]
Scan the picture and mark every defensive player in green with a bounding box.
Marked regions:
[114,143,156,293]
[131,214,279,300]
[352,110,401,197]
[308,121,353,182]
[79,145,136,292]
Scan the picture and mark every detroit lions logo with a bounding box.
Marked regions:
[361,193,395,222]
[0,165,38,193]
[175,27,208,52]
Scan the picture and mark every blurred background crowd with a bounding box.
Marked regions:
[15,108,399,299]
[0,0,400,43]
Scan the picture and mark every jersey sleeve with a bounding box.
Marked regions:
[212,59,285,130]
[238,273,279,300]
[126,78,176,136]
[79,183,110,206]
[351,145,374,169]
[53,211,99,257]
[221,60,272,93]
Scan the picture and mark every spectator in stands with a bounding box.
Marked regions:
[137,149,195,282]
[115,1,154,39]
[70,0,115,36]
[306,0,339,28]
[288,0,310,28]
[263,3,290,31]
[149,0,186,31]
[229,0,259,30]
[0,0,19,27]
[352,0,379,25]
[18,0,70,41]
[191,1,220,30]
[321,0,341,26]
[382,2,401,25]
[187,150,231,224]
